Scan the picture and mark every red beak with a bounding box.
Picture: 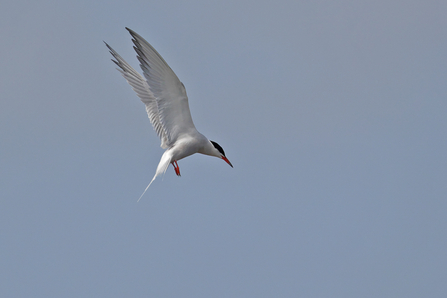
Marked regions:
[222,156,233,168]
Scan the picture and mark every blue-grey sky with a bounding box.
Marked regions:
[1,0,446,297]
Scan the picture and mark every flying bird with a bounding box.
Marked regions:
[105,28,233,201]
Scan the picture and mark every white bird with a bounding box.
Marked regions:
[105,28,233,201]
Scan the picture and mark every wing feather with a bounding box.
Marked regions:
[126,28,198,145]
[106,28,198,149]
[105,42,170,148]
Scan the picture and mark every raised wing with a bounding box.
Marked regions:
[106,28,197,149]
[106,42,170,148]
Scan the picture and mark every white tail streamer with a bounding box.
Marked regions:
[137,151,172,202]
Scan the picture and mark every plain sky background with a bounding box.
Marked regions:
[1,0,446,297]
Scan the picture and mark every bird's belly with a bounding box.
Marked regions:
[171,139,201,161]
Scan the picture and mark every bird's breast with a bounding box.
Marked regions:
[169,136,204,161]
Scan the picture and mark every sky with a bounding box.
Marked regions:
[1,0,446,297]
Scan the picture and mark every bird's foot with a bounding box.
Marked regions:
[172,160,181,176]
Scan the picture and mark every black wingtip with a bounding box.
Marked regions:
[104,41,111,50]
[125,27,135,35]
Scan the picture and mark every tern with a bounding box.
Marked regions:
[105,28,233,201]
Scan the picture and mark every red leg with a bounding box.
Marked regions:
[171,160,181,176]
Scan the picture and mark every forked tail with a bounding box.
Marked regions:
[137,151,172,202]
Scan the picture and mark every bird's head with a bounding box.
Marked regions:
[210,140,233,168]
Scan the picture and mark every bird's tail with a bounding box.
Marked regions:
[137,151,172,202]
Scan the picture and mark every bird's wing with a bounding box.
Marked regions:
[106,42,170,148]
[128,28,197,148]
[106,28,198,149]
